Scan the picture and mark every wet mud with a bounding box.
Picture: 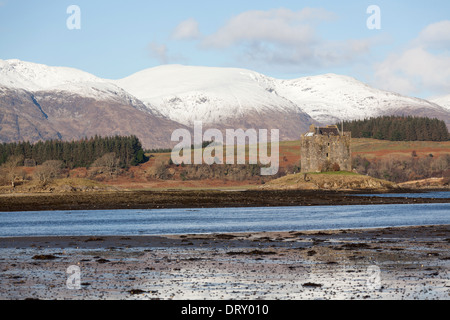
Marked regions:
[0,189,448,212]
[0,225,448,300]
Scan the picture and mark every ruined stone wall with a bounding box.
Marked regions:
[300,133,351,172]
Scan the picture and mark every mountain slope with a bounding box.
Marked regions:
[276,74,450,127]
[0,59,103,91]
[0,86,187,148]
[0,60,185,148]
[431,95,450,111]
[0,59,152,107]
[115,65,303,124]
[116,65,450,133]
[115,65,316,140]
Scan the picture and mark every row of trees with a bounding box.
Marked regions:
[146,140,215,154]
[341,116,449,141]
[0,135,148,169]
[0,153,126,188]
[353,153,450,183]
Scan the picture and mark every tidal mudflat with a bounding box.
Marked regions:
[0,225,448,300]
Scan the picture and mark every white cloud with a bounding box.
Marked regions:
[147,41,187,65]
[202,8,331,48]
[415,20,450,49]
[172,18,201,40]
[199,8,373,72]
[373,20,450,97]
[147,42,169,64]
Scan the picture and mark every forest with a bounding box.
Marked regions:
[0,135,148,169]
[340,116,449,141]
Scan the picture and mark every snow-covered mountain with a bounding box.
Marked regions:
[431,95,450,111]
[1,59,449,147]
[0,59,185,148]
[115,65,450,129]
[0,59,147,107]
[0,59,103,90]
[276,74,449,124]
[115,65,306,125]
[115,64,315,139]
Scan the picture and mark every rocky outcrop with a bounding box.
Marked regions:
[260,172,398,191]
[398,177,449,189]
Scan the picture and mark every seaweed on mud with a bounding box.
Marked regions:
[32,254,58,260]
[340,243,372,250]
[215,234,238,240]
[96,258,110,264]
[128,289,147,295]
[302,282,323,288]
[226,250,277,256]
[84,237,105,242]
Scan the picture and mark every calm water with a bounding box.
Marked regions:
[352,191,450,199]
[0,203,449,238]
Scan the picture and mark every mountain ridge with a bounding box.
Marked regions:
[431,95,450,111]
[1,59,449,148]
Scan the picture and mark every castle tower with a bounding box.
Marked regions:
[300,124,352,173]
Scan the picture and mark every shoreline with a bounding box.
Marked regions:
[0,189,449,212]
[0,223,449,245]
[1,225,448,300]
[0,223,448,242]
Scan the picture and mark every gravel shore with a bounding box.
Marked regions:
[0,225,448,300]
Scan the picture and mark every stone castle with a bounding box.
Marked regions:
[300,124,351,173]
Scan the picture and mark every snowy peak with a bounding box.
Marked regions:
[117,64,276,98]
[0,59,103,90]
[431,95,450,111]
[0,59,139,103]
[275,73,446,124]
[115,65,449,127]
[115,65,301,125]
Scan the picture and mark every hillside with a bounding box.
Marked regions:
[0,60,186,148]
[1,138,449,192]
[115,64,315,140]
[92,138,450,191]
[276,74,450,128]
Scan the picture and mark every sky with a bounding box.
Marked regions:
[0,0,450,99]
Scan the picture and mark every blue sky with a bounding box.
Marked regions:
[1,0,450,98]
